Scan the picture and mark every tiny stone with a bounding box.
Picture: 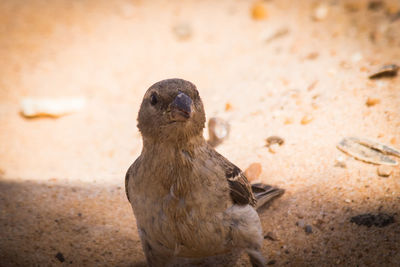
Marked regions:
[172,23,192,41]
[305,52,319,60]
[296,220,305,228]
[225,102,232,111]
[305,225,313,234]
[312,4,328,21]
[345,199,351,203]
[377,165,393,177]
[301,114,313,125]
[268,143,280,154]
[55,252,65,263]
[267,259,276,265]
[366,97,380,107]
[351,52,363,63]
[251,2,268,20]
[284,117,293,124]
[334,156,346,168]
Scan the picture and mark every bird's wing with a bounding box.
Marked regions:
[125,170,131,202]
[125,156,142,202]
[209,147,256,207]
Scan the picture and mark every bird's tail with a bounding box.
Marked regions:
[251,183,284,210]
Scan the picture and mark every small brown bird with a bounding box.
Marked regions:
[125,79,284,267]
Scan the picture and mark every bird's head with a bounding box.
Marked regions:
[137,78,206,144]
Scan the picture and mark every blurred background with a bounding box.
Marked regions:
[0,0,399,266]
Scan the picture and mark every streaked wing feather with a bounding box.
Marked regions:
[210,147,256,207]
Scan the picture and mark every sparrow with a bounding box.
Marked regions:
[125,78,284,267]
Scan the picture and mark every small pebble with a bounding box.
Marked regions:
[351,52,363,63]
[334,156,346,168]
[390,137,396,145]
[268,143,280,154]
[225,102,232,111]
[377,165,393,177]
[244,163,262,182]
[345,199,351,203]
[366,97,380,107]
[284,117,293,125]
[305,52,319,60]
[305,225,313,234]
[312,4,328,21]
[251,2,268,20]
[301,114,313,125]
[172,22,192,41]
[296,219,305,228]
[267,259,276,265]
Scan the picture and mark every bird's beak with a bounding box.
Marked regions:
[170,92,192,121]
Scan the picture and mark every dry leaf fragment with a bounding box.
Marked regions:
[349,137,400,158]
[337,137,398,166]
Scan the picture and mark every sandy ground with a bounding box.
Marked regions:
[1,0,400,266]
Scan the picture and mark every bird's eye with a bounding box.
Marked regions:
[150,93,158,105]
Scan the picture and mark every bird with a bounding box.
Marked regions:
[125,78,284,267]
